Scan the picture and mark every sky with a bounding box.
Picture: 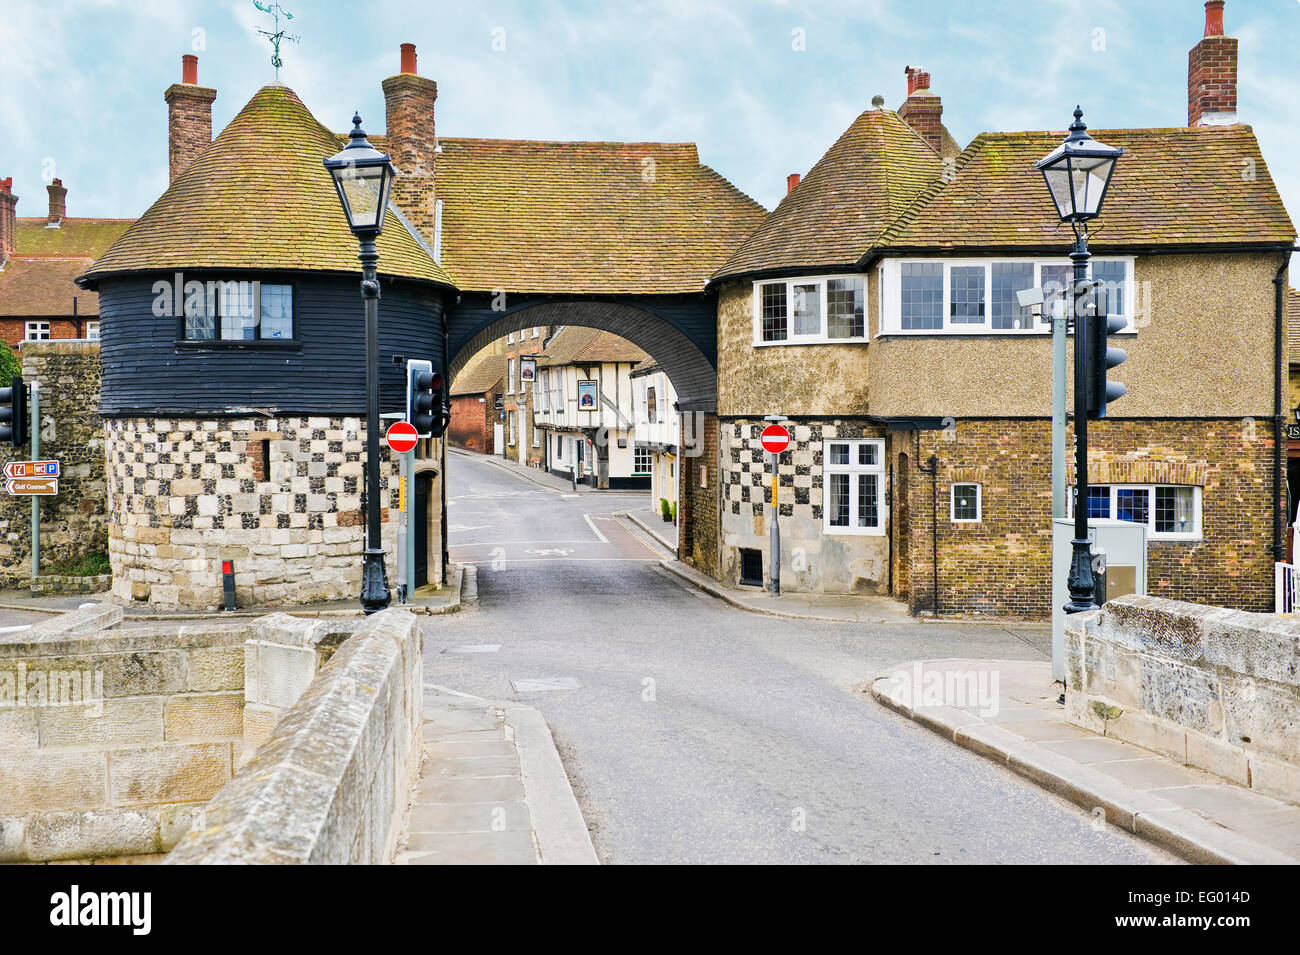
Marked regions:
[3,0,1299,262]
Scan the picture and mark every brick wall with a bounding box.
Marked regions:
[679,412,719,576]
[163,83,216,182]
[0,342,107,586]
[1188,34,1237,125]
[448,393,494,454]
[900,417,1276,619]
[1,319,90,348]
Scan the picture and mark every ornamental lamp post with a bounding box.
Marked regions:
[324,113,398,613]
[1036,106,1123,614]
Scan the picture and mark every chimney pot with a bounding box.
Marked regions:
[400,43,417,74]
[182,53,198,85]
[1204,0,1225,37]
[46,178,66,224]
[899,69,944,155]
[786,173,801,195]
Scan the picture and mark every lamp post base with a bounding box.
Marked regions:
[1063,537,1097,614]
[360,547,391,614]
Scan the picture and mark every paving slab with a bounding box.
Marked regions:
[870,658,1300,865]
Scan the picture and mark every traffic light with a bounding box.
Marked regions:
[407,359,447,438]
[1087,311,1128,419]
[0,376,26,448]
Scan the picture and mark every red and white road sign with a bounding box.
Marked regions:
[760,425,791,455]
[4,459,59,480]
[386,421,419,454]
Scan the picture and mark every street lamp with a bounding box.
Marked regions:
[324,113,398,613]
[1037,106,1123,614]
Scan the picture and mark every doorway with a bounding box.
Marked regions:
[414,472,433,588]
[895,452,910,600]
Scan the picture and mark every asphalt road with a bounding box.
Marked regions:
[427,450,1175,865]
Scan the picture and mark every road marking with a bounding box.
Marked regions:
[455,557,659,564]
[0,624,32,634]
[561,494,580,498]
[583,513,609,543]
[510,677,581,693]
[443,644,502,654]
[525,547,575,557]
[450,540,600,547]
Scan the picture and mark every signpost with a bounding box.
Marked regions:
[385,420,419,604]
[385,421,419,455]
[760,421,791,596]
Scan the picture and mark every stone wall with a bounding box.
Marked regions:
[1065,595,1300,805]
[0,604,248,862]
[0,341,107,587]
[718,417,889,593]
[166,608,422,864]
[678,411,719,577]
[105,416,401,610]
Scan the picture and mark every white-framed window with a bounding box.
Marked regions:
[25,321,50,341]
[1069,484,1201,540]
[752,274,867,345]
[950,483,981,523]
[532,424,540,448]
[508,331,515,343]
[823,438,885,535]
[878,257,1135,335]
[507,410,517,445]
[84,321,100,341]
[507,358,516,394]
[531,326,540,338]
[633,446,652,474]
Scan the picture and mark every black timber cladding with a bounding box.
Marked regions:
[96,273,445,417]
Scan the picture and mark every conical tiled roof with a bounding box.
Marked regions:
[80,85,453,287]
[711,108,944,283]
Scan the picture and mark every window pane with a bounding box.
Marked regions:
[828,443,849,466]
[760,283,787,342]
[1116,487,1149,526]
[1086,485,1110,519]
[953,483,979,520]
[1155,486,1195,534]
[259,284,293,339]
[991,262,1035,330]
[219,284,256,341]
[829,473,850,527]
[1041,264,1072,324]
[792,283,821,336]
[1094,260,1126,319]
[900,263,942,330]
[827,277,865,338]
[857,474,879,528]
[858,443,878,467]
[949,266,985,324]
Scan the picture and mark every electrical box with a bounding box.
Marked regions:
[1051,518,1147,682]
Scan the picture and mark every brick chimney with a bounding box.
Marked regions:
[786,173,800,195]
[898,66,945,155]
[46,178,66,226]
[382,43,438,176]
[164,54,217,182]
[1188,1,1237,126]
[0,178,15,261]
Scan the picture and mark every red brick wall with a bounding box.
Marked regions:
[898,418,1276,619]
[1188,34,1237,125]
[2,319,86,348]
[448,393,494,454]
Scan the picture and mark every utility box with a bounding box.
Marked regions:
[1051,518,1147,682]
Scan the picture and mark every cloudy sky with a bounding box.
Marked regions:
[3,0,1299,250]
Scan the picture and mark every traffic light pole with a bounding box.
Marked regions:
[1065,232,1096,614]
[769,449,780,596]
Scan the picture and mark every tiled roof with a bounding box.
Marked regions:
[432,138,766,294]
[0,256,99,316]
[80,85,453,288]
[876,124,1296,252]
[450,348,504,396]
[1289,287,1300,364]
[536,326,648,366]
[711,108,944,282]
[16,218,133,258]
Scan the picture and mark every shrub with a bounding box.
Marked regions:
[0,338,20,385]
[660,497,671,518]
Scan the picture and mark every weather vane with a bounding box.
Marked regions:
[253,1,299,81]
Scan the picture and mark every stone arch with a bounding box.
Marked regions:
[447,299,717,412]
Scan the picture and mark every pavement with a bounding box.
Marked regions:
[396,685,598,865]
[870,659,1300,864]
[428,447,1177,864]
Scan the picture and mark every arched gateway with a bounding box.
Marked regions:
[76,48,764,610]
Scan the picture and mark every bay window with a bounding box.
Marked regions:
[823,439,885,534]
[881,257,1134,334]
[754,274,866,344]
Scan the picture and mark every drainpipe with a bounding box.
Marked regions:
[1275,252,1296,563]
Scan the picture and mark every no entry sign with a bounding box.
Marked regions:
[760,425,791,455]
[386,421,419,454]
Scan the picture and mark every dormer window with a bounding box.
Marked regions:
[753,274,866,345]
